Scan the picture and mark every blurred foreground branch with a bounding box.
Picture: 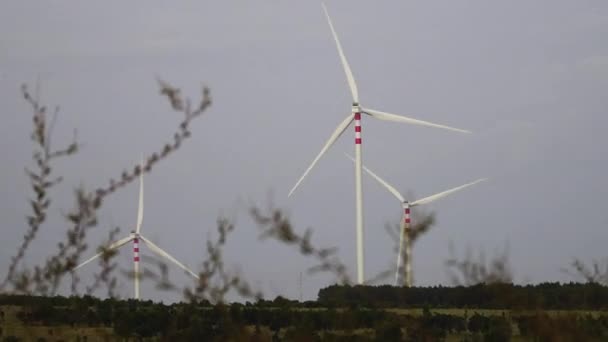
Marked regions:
[251,205,351,285]
[184,217,263,304]
[563,258,608,285]
[2,79,211,296]
[445,243,512,286]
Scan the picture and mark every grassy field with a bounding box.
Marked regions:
[291,306,607,318]
[2,304,606,341]
[386,307,607,318]
[0,305,114,342]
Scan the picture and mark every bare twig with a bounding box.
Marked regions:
[85,227,122,297]
[1,85,78,290]
[251,205,351,285]
[562,258,608,285]
[445,243,513,285]
[3,79,212,296]
[184,217,263,304]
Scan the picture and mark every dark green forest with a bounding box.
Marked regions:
[1,283,608,341]
[318,282,608,310]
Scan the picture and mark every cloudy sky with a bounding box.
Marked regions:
[1,1,607,302]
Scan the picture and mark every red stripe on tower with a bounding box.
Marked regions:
[404,207,411,224]
[133,238,140,262]
[354,112,362,145]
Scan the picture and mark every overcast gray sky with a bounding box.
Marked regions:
[1,1,607,302]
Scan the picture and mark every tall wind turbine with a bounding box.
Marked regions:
[346,154,486,286]
[288,3,471,284]
[73,159,199,299]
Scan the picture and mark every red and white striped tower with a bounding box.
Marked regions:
[404,204,413,287]
[353,106,365,285]
[354,112,362,145]
[306,2,471,286]
[396,202,412,286]
[72,156,203,300]
[133,158,144,299]
[133,234,140,299]
[348,156,485,287]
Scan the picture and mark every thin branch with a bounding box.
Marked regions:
[251,205,351,285]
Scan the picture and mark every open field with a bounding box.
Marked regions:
[0,305,114,342]
[2,302,608,341]
[291,306,607,318]
[386,307,608,318]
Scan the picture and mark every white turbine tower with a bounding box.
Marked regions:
[288,3,471,284]
[346,154,486,287]
[73,159,199,299]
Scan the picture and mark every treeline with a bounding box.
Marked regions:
[318,282,608,309]
[0,295,397,339]
[2,282,608,312]
[1,292,608,340]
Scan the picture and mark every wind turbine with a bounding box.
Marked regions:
[73,159,199,299]
[346,154,486,287]
[288,3,471,284]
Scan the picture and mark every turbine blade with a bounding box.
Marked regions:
[288,115,354,197]
[411,178,487,206]
[345,153,405,203]
[322,3,359,103]
[139,235,199,279]
[73,236,133,270]
[363,107,471,134]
